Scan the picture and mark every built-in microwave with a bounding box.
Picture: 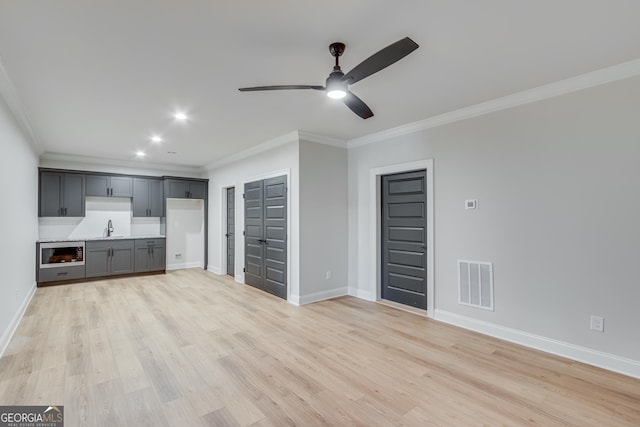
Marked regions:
[39,241,85,269]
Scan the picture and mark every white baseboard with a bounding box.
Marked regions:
[290,287,348,306]
[0,283,37,358]
[289,294,301,306]
[434,309,640,379]
[235,273,244,284]
[166,261,204,271]
[208,266,221,275]
[348,287,375,301]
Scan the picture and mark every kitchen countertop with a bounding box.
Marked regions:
[38,235,165,243]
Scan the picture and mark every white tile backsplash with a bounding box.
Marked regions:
[39,196,163,239]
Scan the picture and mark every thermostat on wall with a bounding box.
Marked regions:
[465,199,478,210]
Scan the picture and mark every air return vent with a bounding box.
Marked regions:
[458,260,494,310]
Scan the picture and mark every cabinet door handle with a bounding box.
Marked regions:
[57,271,68,276]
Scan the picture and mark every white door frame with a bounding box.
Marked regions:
[369,159,435,317]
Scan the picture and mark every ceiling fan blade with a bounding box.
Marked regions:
[239,85,324,91]
[343,91,374,119]
[342,37,419,85]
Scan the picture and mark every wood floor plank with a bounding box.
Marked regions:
[0,269,638,426]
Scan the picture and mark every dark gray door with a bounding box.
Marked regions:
[244,176,287,299]
[381,170,428,309]
[263,176,287,298]
[244,180,264,289]
[226,187,235,277]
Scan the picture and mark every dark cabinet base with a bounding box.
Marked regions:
[37,270,166,287]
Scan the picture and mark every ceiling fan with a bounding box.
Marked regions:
[238,37,419,119]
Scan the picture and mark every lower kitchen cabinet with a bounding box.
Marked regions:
[134,238,166,272]
[86,239,135,278]
[38,264,86,284]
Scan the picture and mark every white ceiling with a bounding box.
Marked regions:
[1,1,640,169]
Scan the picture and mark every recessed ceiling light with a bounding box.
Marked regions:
[151,135,162,143]
[136,151,146,157]
[174,112,188,121]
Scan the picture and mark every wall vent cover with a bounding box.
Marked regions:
[458,260,494,310]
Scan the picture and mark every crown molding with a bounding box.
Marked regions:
[0,56,42,155]
[39,152,204,176]
[298,131,347,148]
[348,58,640,149]
[205,130,300,170]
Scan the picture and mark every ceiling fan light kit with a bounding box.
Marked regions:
[239,37,419,119]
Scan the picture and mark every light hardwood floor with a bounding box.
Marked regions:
[1,269,639,426]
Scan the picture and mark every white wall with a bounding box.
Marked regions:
[166,198,204,269]
[348,75,640,373]
[298,140,348,303]
[0,95,39,355]
[206,140,300,301]
[39,197,163,240]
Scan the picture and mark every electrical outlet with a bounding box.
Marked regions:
[465,199,478,210]
[325,270,332,280]
[590,315,604,332]
[175,253,182,260]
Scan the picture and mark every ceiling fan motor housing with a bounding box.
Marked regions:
[329,42,345,57]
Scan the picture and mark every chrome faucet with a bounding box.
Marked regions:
[107,219,114,237]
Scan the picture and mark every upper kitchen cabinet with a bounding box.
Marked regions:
[132,177,164,217]
[39,171,85,217]
[86,174,133,197]
[165,178,207,199]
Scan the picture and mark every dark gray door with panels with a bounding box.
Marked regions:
[244,175,287,299]
[226,187,235,276]
[381,170,428,309]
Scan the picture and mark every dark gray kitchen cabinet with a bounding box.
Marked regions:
[165,179,206,199]
[134,238,166,272]
[39,171,85,217]
[38,264,86,284]
[85,239,134,278]
[133,178,164,217]
[86,174,133,197]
